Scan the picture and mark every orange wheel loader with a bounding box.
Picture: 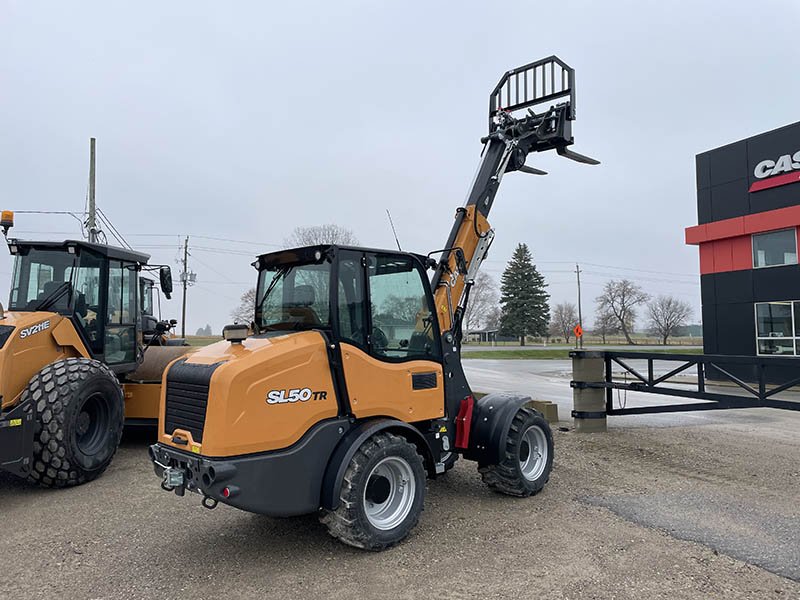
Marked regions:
[149,56,598,550]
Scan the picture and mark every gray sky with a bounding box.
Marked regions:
[1,1,798,334]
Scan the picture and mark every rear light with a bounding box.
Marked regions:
[222,487,230,498]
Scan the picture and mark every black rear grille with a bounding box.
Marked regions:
[164,359,222,443]
[412,372,437,390]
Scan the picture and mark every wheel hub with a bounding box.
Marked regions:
[363,456,416,531]
[519,425,547,481]
[76,411,91,436]
[74,392,111,455]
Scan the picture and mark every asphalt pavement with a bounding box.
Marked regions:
[463,358,798,429]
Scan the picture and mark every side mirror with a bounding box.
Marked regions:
[159,266,173,299]
[169,319,178,326]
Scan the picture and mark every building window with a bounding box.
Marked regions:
[755,301,800,356]
[752,228,797,268]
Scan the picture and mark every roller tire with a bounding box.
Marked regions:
[320,432,426,551]
[478,407,553,497]
[25,358,124,488]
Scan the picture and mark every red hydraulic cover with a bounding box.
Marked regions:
[454,395,474,449]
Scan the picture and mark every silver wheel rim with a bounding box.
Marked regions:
[363,456,416,530]
[519,425,547,481]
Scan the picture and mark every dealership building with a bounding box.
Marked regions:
[685,121,800,376]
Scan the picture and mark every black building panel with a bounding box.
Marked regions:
[714,302,755,357]
[710,178,749,222]
[696,152,711,191]
[697,188,712,224]
[708,140,748,187]
[713,270,753,305]
[748,184,800,214]
[701,303,718,354]
[700,273,716,306]
[752,264,800,302]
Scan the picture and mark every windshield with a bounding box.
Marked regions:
[255,261,331,331]
[9,248,80,313]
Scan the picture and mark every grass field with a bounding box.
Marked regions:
[184,335,222,347]
[462,347,705,360]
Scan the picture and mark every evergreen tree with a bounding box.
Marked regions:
[499,243,550,346]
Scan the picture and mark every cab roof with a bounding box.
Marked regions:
[254,244,429,270]
[10,239,151,264]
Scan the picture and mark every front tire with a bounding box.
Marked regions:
[478,407,553,497]
[320,432,426,551]
[25,358,124,488]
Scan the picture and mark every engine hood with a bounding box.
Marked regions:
[160,331,340,457]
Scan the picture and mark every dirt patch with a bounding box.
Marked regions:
[1,423,798,599]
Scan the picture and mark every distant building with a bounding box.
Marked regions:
[467,328,517,343]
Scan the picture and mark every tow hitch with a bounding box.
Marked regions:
[161,466,186,496]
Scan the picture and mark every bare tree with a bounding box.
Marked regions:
[549,302,577,344]
[464,272,498,335]
[484,305,501,330]
[648,295,693,345]
[284,224,359,248]
[231,287,257,324]
[592,308,619,344]
[596,279,648,345]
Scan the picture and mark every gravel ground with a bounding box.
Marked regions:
[1,420,798,600]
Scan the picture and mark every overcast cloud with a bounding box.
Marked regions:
[1,1,798,334]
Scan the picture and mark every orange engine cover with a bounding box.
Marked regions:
[159,331,339,457]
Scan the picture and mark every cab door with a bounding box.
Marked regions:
[335,251,445,422]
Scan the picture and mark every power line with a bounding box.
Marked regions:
[191,253,245,284]
[97,208,133,250]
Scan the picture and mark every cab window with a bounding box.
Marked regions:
[336,255,367,347]
[256,262,331,331]
[367,255,439,360]
[9,248,75,313]
[71,252,104,355]
[105,261,137,364]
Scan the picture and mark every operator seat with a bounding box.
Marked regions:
[24,281,71,312]
[286,285,321,326]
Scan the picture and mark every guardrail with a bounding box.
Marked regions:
[569,350,800,431]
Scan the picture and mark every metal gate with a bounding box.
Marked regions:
[570,350,800,418]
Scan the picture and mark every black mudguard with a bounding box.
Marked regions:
[320,418,435,511]
[461,392,531,465]
[0,398,35,478]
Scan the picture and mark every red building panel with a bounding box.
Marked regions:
[688,205,800,245]
[713,239,734,272]
[730,235,752,270]
[705,217,746,241]
[698,242,715,274]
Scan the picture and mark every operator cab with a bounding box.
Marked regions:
[253,245,442,361]
[7,239,173,374]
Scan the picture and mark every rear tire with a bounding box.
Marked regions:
[478,407,553,497]
[25,358,124,488]
[320,432,426,551]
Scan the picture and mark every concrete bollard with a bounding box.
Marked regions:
[571,352,607,433]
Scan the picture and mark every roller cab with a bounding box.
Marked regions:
[0,236,187,485]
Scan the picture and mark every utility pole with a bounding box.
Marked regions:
[181,236,188,338]
[576,263,583,349]
[88,138,97,242]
